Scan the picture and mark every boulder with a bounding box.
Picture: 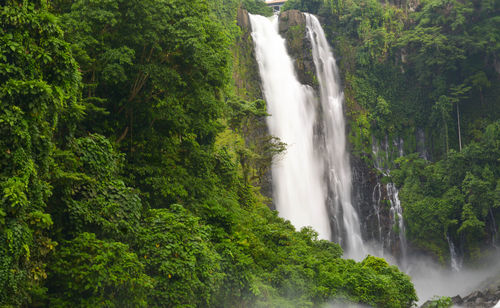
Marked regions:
[451,295,463,305]
[237,7,251,31]
[464,290,483,302]
[278,10,306,33]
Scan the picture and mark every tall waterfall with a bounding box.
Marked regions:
[305,14,365,259]
[249,14,331,240]
[249,13,365,259]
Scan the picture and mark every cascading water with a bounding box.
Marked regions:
[490,207,498,248]
[370,135,409,266]
[446,234,462,272]
[249,14,331,240]
[371,183,382,242]
[387,183,408,267]
[416,128,429,160]
[305,14,365,260]
[249,12,366,259]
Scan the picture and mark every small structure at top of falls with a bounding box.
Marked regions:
[266,0,287,13]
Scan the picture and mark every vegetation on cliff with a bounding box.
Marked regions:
[0,0,416,307]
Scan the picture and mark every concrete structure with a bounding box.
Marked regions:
[266,0,287,12]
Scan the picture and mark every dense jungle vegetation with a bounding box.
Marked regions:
[283,0,500,264]
[0,0,419,307]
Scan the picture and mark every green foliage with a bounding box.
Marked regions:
[396,122,500,263]
[0,0,81,305]
[422,296,453,308]
[242,0,273,16]
[51,134,142,242]
[206,200,417,307]
[137,205,223,307]
[47,232,152,307]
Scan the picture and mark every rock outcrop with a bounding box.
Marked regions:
[235,7,262,101]
[278,10,318,90]
[454,288,500,307]
[351,156,391,247]
[449,274,500,308]
[235,8,273,203]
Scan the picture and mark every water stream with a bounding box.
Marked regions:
[250,13,365,259]
[387,182,408,268]
[446,234,463,272]
[305,13,365,260]
[371,135,409,267]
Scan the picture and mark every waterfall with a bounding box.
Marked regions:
[370,134,409,266]
[249,14,331,240]
[387,183,408,267]
[371,183,382,242]
[490,207,498,248]
[305,13,365,259]
[446,234,462,272]
[249,12,366,259]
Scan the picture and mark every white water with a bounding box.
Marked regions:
[305,14,365,260]
[387,183,408,268]
[249,14,331,240]
[371,136,409,266]
[446,234,462,272]
[250,13,366,258]
[371,183,382,242]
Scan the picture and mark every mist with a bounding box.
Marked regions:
[405,250,500,304]
[359,240,500,304]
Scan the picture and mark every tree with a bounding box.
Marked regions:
[47,233,152,307]
[0,1,82,304]
[137,205,223,307]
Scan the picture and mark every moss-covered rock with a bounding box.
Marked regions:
[278,10,318,89]
[234,8,274,203]
[234,7,263,101]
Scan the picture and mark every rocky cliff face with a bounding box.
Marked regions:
[449,288,500,308]
[235,8,274,203]
[235,8,263,101]
[351,156,390,246]
[278,10,318,90]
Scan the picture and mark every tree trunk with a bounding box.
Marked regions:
[457,102,462,152]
